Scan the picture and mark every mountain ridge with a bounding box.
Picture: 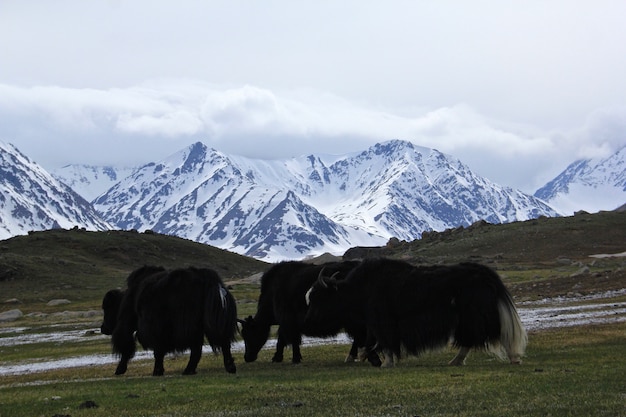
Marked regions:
[9,139,623,262]
[534,145,626,214]
[91,140,558,260]
[0,142,111,239]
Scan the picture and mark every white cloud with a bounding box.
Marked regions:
[1,80,625,193]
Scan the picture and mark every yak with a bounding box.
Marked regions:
[305,258,527,367]
[101,265,238,376]
[239,260,380,365]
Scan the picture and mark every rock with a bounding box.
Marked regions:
[570,266,590,277]
[0,309,23,322]
[3,298,21,304]
[47,299,71,306]
[78,400,99,409]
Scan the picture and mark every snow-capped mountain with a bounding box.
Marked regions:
[52,164,136,201]
[0,142,111,239]
[93,140,558,261]
[534,146,626,215]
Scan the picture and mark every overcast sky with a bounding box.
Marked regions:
[1,1,625,192]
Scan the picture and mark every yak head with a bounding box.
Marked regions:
[100,289,124,335]
[304,268,342,327]
[239,315,271,363]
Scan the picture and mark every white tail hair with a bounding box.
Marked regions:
[496,297,528,364]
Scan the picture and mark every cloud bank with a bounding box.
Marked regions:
[1,80,624,192]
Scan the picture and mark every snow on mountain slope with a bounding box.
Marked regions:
[52,165,136,201]
[0,142,111,239]
[535,146,626,215]
[93,140,558,261]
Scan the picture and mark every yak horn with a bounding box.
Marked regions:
[317,267,329,288]
[317,268,339,289]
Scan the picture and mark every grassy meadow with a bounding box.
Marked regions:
[0,323,625,417]
[1,212,625,416]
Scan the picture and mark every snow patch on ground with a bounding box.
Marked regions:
[1,291,624,377]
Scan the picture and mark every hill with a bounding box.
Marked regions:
[1,211,624,316]
[0,228,268,312]
[344,210,626,300]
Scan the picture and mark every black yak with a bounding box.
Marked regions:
[240,260,380,365]
[101,265,238,376]
[305,258,527,367]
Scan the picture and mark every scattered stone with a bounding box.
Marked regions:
[570,266,590,277]
[47,299,71,306]
[78,400,98,409]
[25,312,48,318]
[3,298,21,304]
[0,309,23,322]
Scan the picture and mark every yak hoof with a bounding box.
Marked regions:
[115,365,127,375]
[271,355,284,363]
[182,369,197,375]
[368,355,382,367]
[225,361,237,374]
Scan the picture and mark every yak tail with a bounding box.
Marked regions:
[495,292,527,364]
[204,284,238,353]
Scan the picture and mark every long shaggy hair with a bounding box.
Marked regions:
[102,265,238,375]
[307,258,527,366]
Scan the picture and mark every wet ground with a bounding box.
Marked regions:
[1,288,624,377]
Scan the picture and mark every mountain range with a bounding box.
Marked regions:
[2,139,623,261]
[534,145,626,215]
[0,142,111,238]
[68,140,557,261]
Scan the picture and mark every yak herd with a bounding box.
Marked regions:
[101,258,527,376]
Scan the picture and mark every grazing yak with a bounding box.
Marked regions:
[305,258,527,367]
[101,265,238,376]
[240,260,380,365]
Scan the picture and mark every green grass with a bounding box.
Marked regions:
[1,323,624,417]
[2,212,625,416]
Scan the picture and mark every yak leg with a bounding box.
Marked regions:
[272,333,286,363]
[115,354,131,375]
[364,335,382,367]
[221,342,237,374]
[291,336,303,364]
[380,349,395,368]
[152,351,166,376]
[449,346,470,366]
[183,345,202,375]
[359,331,382,367]
[365,349,382,367]
[345,341,359,362]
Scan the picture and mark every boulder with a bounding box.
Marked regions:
[0,309,23,322]
[47,299,71,306]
